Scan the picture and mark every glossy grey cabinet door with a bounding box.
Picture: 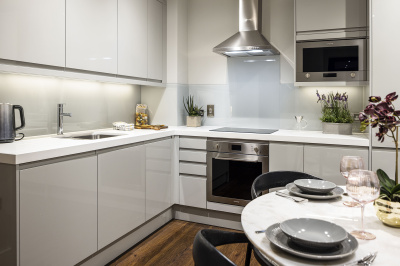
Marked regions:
[269,142,304,172]
[20,156,97,266]
[304,145,368,185]
[372,148,396,181]
[145,138,172,220]
[147,0,163,81]
[98,144,146,249]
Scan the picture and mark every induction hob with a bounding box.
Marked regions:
[210,127,278,134]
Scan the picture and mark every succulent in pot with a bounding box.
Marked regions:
[359,92,400,227]
[316,91,354,135]
[183,95,203,127]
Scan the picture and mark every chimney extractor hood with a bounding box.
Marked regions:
[213,0,280,57]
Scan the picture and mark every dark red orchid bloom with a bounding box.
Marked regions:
[364,104,376,116]
[385,92,398,104]
[369,96,381,103]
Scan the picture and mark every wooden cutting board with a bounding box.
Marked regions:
[134,125,168,130]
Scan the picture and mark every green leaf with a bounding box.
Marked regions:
[377,169,396,190]
[390,184,400,194]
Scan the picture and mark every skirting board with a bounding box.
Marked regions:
[173,205,243,231]
[77,208,173,266]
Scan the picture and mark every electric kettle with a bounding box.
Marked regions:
[0,103,25,143]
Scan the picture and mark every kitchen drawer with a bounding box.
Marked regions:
[179,162,206,176]
[179,137,207,150]
[180,150,207,163]
[180,175,206,208]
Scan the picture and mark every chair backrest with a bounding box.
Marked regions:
[192,229,249,266]
[251,171,321,199]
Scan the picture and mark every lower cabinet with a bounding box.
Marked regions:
[98,144,146,249]
[179,175,207,209]
[269,142,304,172]
[304,145,369,185]
[372,148,397,181]
[145,138,172,220]
[19,155,97,266]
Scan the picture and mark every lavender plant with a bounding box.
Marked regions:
[359,92,400,202]
[316,91,353,123]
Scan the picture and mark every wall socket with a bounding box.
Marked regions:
[207,105,214,117]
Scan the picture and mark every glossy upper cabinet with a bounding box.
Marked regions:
[19,156,97,266]
[269,142,304,172]
[146,138,172,220]
[0,0,65,67]
[147,0,163,80]
[118,0,148,78]
[66,0,118,74]
[98,144,146,249]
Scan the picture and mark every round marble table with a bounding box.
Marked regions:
[241,188,400,265]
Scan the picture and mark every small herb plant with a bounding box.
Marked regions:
[183,95,203,117]
[316,91,353,123]
[359,92,400,202]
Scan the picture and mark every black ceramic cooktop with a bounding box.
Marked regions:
[210,127,278,134]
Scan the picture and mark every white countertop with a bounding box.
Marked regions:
[0,126,369,165]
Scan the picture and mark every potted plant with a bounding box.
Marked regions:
[359,92,400,227]
[183,95,203,127]
[316,91,354,135]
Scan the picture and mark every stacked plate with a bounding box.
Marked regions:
[265,218,358,260]
[286,179,344,200]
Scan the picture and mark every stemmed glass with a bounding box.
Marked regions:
[346,170,380,240]
[340,156,365,207]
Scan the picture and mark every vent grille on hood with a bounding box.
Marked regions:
[213,0,280,57]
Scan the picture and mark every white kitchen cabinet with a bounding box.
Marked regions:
[118,0,148,78]
[0,0,65,67]
[304,144,368,185]
[66,0,118,74]
[269,142,304,172]
[179,137,207,150]
[19,155,97,266]
[296,0,367,32]
[180,175,207,209]
[98,144,146,249]
[372,148,397,181]
[180,162,207,176]
[179,150,207,163]
[146,138,172,220]
[147,0,163,80]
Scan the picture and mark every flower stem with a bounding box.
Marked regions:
[396,128,399,185]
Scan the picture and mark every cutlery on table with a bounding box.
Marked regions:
[343,252,377,266]
[255,229,266,234]
[276,191,308,203]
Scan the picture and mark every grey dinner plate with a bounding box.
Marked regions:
[265,223,358,260]
[286,183,344,200]
[294,179,336,194]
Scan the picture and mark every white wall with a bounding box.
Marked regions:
[0,73,141,137]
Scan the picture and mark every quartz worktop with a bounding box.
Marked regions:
[0,126,369,164]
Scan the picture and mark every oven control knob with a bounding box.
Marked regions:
[305,73,310,79]
[254,147,259,154]
[350,72,356,78]
[216,144,219,150]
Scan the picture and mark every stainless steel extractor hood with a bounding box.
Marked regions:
[213,0,280,57]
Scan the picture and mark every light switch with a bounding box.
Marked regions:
[207,105,214,117]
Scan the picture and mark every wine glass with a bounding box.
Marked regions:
[340,156,365,207]
[346,170,380,240]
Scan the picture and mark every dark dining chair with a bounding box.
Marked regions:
[251,170,322,199]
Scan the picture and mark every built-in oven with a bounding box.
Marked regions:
[206,139,269,206]
[296,38,367,82]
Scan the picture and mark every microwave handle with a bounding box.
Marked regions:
[215,153,260,163]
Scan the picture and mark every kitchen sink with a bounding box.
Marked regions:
[57,132,126,140]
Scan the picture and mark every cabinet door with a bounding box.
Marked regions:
[304,145,368,185]
[66,0,118,74]
[372,148,396,181]
[179,175,207,209]
[98,144,146,249]
[0,0,65,66]
[147,0,163,80]
[146,138,172,220]
[118,0,148,78]
[269,142,303,172]
[20,156,97,266]
[296,0,367,32]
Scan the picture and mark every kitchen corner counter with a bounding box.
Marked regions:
[0,126,369,165]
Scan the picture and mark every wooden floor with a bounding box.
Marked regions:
[107,220,260,266]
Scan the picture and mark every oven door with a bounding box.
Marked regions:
[206,151,269,206]
[296,38,367,82]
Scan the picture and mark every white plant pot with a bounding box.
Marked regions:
[322,122,352,135]
[186,116,201,127]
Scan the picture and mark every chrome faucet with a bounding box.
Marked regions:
[57,103,72,135]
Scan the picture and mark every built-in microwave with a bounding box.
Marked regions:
[296,38,367,82]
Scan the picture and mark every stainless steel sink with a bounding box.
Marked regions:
[57,132,126,140]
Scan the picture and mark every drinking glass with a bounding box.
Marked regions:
[340,156,365,207]
[346,170,380,240]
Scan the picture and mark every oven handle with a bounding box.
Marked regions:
[214,153,261,163]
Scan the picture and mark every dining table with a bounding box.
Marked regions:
[241,187,400,265]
